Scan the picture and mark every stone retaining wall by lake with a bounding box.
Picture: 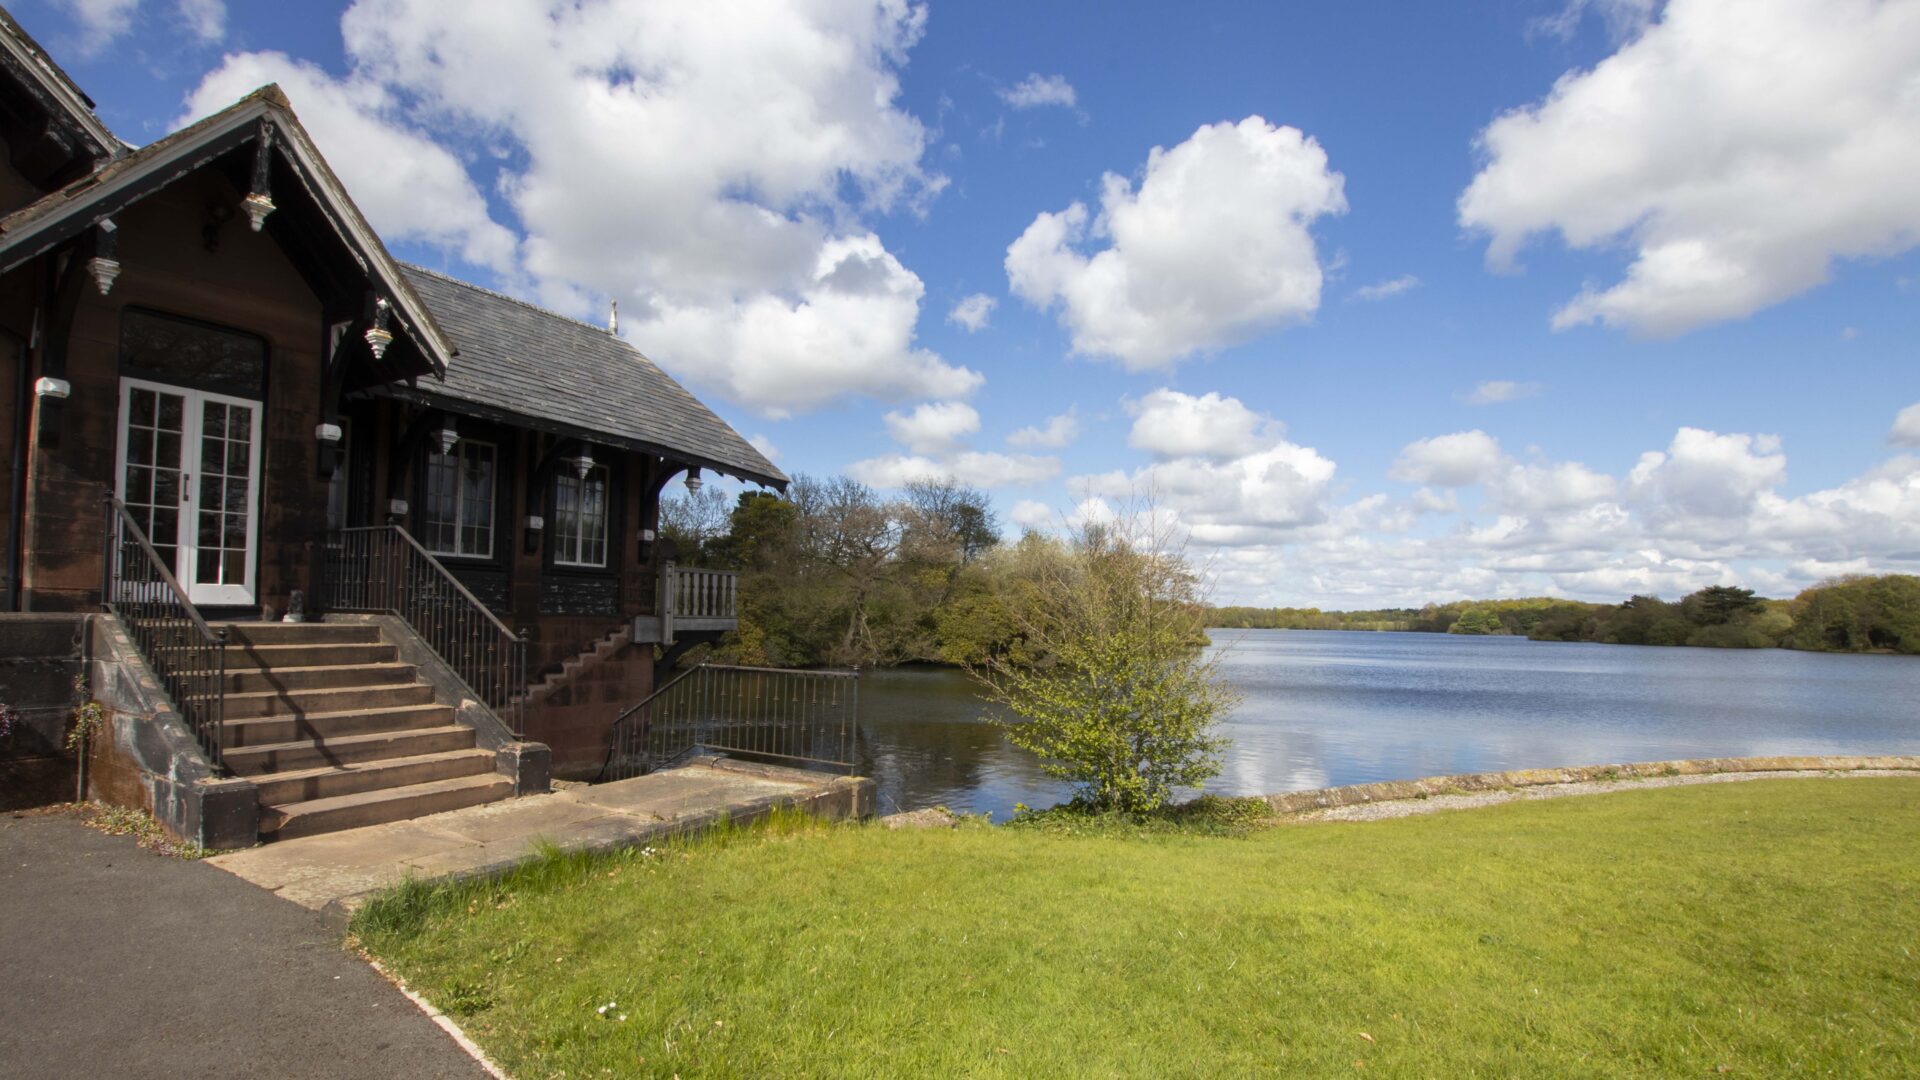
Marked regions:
[1261,755,1920,815]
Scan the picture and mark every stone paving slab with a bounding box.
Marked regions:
[207,757,873,915]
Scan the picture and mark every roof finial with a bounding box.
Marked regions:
[608,299,618,334]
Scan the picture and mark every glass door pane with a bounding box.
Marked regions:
[192,399,253,591]
[119,384,186,576]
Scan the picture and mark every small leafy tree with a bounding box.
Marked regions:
[974,506,1235,815]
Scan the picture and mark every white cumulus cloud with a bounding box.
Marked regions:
[1389,431,1506,487]
[847,451,1057,490]
[1461,0,1920,337]
[178,0,223,41]
[884,401,980,455]
[1127,389,1283,461]
[1008,409,1079,449]
[58,0,139,55]
[181,52,519,272]
[184,0,971,418]
[1006,115,1347,369]
[1891,402,1920,447]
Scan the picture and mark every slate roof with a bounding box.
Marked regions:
[400,265,786,490]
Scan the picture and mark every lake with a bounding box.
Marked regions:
[854,629,1920,820]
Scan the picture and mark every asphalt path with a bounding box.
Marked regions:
[0,813,489,1080]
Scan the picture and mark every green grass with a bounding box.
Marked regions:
[352,779,1920,1077]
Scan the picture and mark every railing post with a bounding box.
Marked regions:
[662,561,677,645]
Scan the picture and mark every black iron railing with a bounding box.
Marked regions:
[598,663,859,782]
[319,525,527,736]
[102,495,228,766]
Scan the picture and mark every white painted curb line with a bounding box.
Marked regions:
[361,954,512,1080]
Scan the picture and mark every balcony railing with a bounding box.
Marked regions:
[319,525,527,736]
[635,563,739,645]
[102,495,229,767]
[598,663,859,781]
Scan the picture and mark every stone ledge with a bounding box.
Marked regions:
[1262,755,1920,816]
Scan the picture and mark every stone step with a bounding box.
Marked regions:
[223,725,477,775]
[209,621,382,646]
[222,642,399,671]
[210,682,437,720]
[260,773,515,841]
[185,662,418,695]
[248,748,498,806]
[221,702,455,749]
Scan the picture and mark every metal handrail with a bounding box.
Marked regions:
[101,495,228,766]
[319,525,528,736]
[597,662,860,782]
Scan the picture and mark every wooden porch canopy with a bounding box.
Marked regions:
[0,84,456,389]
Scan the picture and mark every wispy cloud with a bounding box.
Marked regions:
[947,293,996,332]
[1460,380,1543,406]
[997,73,1076,110]
[1352,274,1420,302]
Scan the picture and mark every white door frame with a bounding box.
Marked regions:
[114,376,264,607]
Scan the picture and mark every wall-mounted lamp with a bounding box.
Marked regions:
[34,376,70,448]
[434,425,460,455]
[365,298,393,360]
[525,515,545,531]
[388,498,409,517]
[638,527,655,560]
[684,467,703,495]
[315,422,343,443]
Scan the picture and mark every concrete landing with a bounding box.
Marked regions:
[206,756,873,915]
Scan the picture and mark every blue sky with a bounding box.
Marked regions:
[17,0,1920,606]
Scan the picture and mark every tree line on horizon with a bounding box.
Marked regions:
[663,481,1919,663]
[1211,576,1920,655]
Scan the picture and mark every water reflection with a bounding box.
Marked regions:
[856,631,1920,821]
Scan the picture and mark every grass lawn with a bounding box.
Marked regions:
[353,778,1920,1077]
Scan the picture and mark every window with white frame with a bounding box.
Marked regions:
[423,439,496,557]
[553,463,610,568]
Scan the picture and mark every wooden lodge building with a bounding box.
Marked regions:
[0,9,786,843]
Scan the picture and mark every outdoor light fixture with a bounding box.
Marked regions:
[315,422,343,443]
[365,298,393,360]
[241,191,276,232]
[684,467,703,495]
[525,515,544,531]
[640,528,655,542]
[434,426,460,455]
[388,498,410,517]
[34,377,70,400]
[570,447,596,479]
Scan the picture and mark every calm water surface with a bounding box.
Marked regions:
[855,630,1920,820]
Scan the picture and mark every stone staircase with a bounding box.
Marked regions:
[203,621,513,841]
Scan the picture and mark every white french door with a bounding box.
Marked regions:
[115,377,263,606]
